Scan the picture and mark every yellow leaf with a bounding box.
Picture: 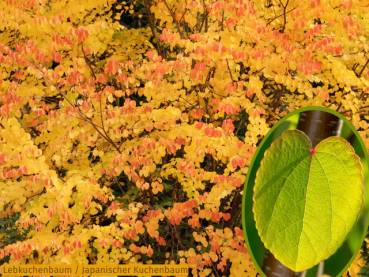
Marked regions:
[108,94,114,103]
[158,146,166,157]
[331,0,340,7]
[289,60,296,71]
[114,90,123,97]
[168,132,176,139]
[38,156,46,162]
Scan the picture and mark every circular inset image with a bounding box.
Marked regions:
[242,107,369,277]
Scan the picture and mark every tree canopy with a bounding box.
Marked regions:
[0,0,369,276]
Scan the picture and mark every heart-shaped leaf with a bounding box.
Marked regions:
[253,130,364,272]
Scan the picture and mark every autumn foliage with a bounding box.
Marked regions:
[0,0,369,276]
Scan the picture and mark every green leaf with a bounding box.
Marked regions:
[127,187,141,196]
[112,30,128,42]
[154,200,174,211]
[253,130,364,272]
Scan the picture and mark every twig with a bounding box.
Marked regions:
[280,0,290,33]
[163,0,185,39]
[358,59,369,77]
[226,59,234,83]
[266,6,297,26]
[143,0,163,57]
[114,176,125,195]
[210,260,220,277]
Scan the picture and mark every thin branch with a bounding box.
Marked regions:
[113,176,125,195]
[358,59,369,77]
[266,5,296,27]
[143,0,163,57]
[163,0,185,39]
[226,59,234,83]
[210,260,220,277]
[199,0,211,33]
[280,0,290,33]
